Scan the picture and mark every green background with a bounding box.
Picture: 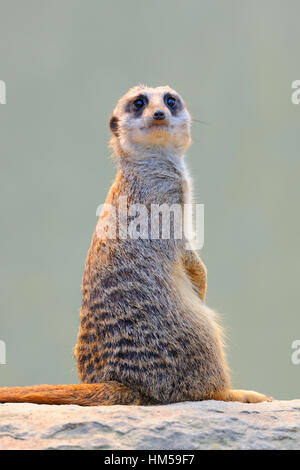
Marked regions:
[0,0,299,399]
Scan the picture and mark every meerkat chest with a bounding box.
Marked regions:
[179,162,193,206]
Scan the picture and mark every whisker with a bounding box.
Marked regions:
[192,118,211,126]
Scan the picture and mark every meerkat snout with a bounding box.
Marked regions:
[152,110,166,121]
[108,85,192,157]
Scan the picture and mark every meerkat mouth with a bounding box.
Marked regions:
[143,122,170,131]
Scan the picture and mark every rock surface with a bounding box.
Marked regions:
[0,400,299,450]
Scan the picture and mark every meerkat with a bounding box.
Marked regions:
[0,85,271,406]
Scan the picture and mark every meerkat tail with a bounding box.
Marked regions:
[212,389,272,403]
[0,382,145,406]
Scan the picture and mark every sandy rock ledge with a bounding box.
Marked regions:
[0,399,299,450]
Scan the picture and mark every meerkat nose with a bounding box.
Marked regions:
[153,110,165,120]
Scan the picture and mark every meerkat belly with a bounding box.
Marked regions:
[77,243,225,402]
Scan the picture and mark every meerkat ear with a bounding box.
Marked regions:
[109,115,119,136]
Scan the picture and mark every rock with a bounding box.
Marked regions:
[0,400,299,450]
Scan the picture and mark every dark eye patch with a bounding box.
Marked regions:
[164,93,182,115]
[125,94,148,117]
[133,97,145,110]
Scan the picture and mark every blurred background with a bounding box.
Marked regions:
[0,0,299,399]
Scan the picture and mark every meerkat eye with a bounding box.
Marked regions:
[133,98,145,111]
[166,96,176,108]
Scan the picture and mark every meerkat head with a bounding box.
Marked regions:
[109,85,191,159]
